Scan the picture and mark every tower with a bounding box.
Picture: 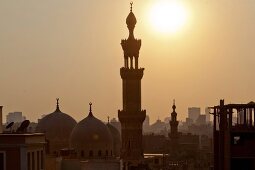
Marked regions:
[118,3,146,168]
[169,100,179,155]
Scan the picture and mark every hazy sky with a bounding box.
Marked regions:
[1,0,255,124]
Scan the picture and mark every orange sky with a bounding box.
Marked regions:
[0,0,255,124]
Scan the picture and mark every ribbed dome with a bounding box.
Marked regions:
[70,103,113,158]
[36,99,77,154]
[106,123,121,157]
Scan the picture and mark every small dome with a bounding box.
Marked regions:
[126,11,137,27]
[106,122,121,157]
[36,99,77,154]
[248,101,255,105]
[70,103,113,158]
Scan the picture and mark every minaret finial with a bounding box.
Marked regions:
[89,102,93,116]
[56,98,60,112]
[130,2,133,12]
[172,99,176,111]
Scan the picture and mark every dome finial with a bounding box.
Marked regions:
[126,2,137,40]
[89,102,93,116]
[56,98,60,112]
[107,116,110,124]
[130,1,133,12]
[172,99,176,111]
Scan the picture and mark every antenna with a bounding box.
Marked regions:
[16,120,30,133]
[6,122,14,129]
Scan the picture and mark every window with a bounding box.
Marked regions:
[32,152,35,170]
[0,152,6,170]
[154,158,159,164]
[234,136,241,145]
[37,151,40,170]
[40,151,44,169]
[27,152,31,170]
[105,150,108,156]
[81,150,84,157]
[89,150,93,157]
[98,150,102,157]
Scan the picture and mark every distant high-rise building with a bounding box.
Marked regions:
[205,107,210,123]
[143,115,150,132]
[118,3,146,168]
[6,112,26,123]
[196,114,206,125]
[188,107,200,122]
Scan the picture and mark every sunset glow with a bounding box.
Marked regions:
[148,1,188,34]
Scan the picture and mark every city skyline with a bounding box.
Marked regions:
[1,0,255,123]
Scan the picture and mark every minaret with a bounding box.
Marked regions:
[118,2,146,168]
[169,100,179,155]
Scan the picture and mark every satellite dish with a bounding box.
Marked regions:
[16,120,30,133]
[6,122,14,129]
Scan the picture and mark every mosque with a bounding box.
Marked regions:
[35,3,146,170]
[36,100,121,170]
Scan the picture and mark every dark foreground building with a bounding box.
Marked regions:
[211,100,255,170]
[0,133,46,170]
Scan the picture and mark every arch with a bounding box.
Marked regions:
[98,150,102,157]
[89,150,93,157]
[81,150,84,157]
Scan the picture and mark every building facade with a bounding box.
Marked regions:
[0,133,46,170]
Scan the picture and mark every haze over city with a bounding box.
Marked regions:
[1,0,255,123]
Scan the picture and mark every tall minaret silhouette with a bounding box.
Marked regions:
[118,2,146,168]
[169,100,179,156]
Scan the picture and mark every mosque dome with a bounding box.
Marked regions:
[70,103,113,158]
[36,99,77,154]
[106,121,121,157]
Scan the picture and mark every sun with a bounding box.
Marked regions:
[148,0,188,34]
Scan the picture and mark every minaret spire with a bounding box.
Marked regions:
[122,2,141,69]
[172,99,176,111]
[89,102,93,116]
[55,98,60,112]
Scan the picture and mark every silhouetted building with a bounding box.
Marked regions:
[188,107,200,123]
[205,107,210,123]
[0,133,46,170]
[33,103,122,170]
[211,100,255,170]
[143,134,168,154]
[118,3,146,169]
[149,119,167,135]
[196,114,206,125]
[143,116,150,133]
[110,118,121,133]
[6,111,26,123]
